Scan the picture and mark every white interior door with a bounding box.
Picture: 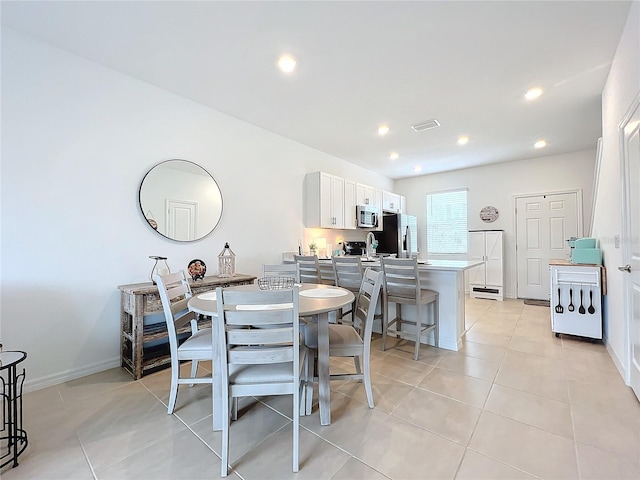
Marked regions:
[621,96,640,401]
[516,192,580,300]
[167,199,197,241]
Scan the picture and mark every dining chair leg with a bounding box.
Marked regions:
[293,387,300,473]
[353,356,362,378]
[414,304,421,361]
[434,297,439,347]
[189,360,199,387]
[305,352,315,415]
[168,360,180,414]
[363,358,374,409]
[221,391,230,477]
[381,296,390,351]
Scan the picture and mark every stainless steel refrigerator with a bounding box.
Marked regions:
[376,213,418,258]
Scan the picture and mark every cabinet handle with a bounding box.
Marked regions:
[618,265,631,273]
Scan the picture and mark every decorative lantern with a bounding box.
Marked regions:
[218,242,236,278]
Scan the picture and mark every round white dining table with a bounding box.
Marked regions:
[188,282,355,429]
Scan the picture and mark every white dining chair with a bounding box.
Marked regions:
[215,285,309,477]
[381,257,439,360]
[304,268,384,412]
[294,254,321,284]
[154,271,213,414]
[262,262,301,283]
[332,256,363,323]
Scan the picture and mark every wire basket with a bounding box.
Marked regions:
[257,276,295,290]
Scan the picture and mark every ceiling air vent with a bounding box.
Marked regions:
[411,119,441,132]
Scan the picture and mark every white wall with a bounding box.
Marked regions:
[395,150,597,299]
[0,29,392,389]
[594,1,639,378]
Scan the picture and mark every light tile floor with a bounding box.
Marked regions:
[3,298,639,479]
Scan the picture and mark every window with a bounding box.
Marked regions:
[426,189,468,254]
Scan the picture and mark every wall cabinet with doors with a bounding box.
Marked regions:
[344,179,357,230]
[356,182,382,230]
[468,230,504,301]
[382,190,401,213]
[304,172,346,229]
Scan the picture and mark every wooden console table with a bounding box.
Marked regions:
[118,274,256,379]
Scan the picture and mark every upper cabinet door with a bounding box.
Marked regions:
[304,172,346,229]
[383,191,400,212]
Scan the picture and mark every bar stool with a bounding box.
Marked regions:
[381,257,439,360]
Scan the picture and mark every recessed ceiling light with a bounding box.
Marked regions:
[534,140,547,148]
[377,124,390,135]
[525,87,543,100]
[457,135,469,145]
[389,152,399,160]
[277,54,296,73]
[413,166,422,173]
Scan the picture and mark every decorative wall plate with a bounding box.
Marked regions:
[187,259,206,280]
[480,206,499,223]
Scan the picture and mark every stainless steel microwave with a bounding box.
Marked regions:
[356,205,379,228]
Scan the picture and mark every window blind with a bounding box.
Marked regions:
[426,189,468,254]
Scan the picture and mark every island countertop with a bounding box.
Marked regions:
[319,258,482,271]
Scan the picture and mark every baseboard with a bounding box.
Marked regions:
[24,357,122,393]
[604,335,630,385]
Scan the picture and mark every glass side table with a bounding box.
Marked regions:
[0,351,28,469]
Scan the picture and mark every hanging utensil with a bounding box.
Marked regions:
[555,287,563,314]
[588,289,596,314]
[568,287,575,312]
[579,287,586,314]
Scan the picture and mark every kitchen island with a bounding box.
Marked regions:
[319,259,483,351]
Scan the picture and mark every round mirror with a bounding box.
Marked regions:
[139,159,223,241]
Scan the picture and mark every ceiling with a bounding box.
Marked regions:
[1,1,632,179]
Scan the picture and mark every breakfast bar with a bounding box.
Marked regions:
[319,258,483,351]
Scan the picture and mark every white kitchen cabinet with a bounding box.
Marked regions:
[344,179,357,230]
[356,182,382,230]
[382,190,401,212]
[304,172,346,229]
[468,230,504,301]
[356,183,379,208]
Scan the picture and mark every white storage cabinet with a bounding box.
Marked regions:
[549,264,603,340]
[468,230,504,301]
[304,172,346,229]
[382,190,401,213]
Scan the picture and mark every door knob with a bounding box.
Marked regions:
[618,265,631,273]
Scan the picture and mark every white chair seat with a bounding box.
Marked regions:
[229,347,307,384]
[177,328,212,358]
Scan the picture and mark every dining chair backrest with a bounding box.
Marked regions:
[332,256,364,293]
[353,268,385,338]
[262,263,301,283]
[381,257,421,302]
[155,270,196,350]
[215,285,306,476]
[294,254,321,284]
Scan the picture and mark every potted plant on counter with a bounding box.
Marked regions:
[309,241,317,256]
